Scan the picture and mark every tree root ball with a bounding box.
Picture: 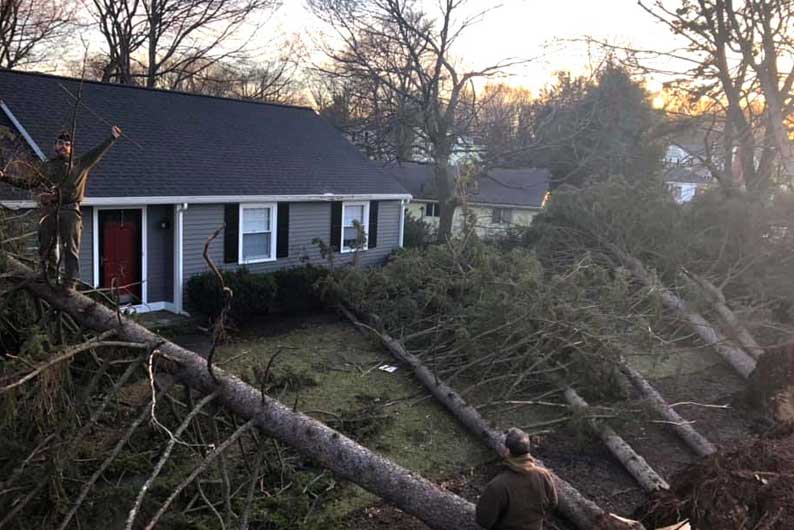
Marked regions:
[747,343,794,423]
[636,426,794,530]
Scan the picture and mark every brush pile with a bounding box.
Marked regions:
[640,426,794,530]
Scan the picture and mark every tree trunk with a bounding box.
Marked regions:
[611,245,757,379]
[339,305,647,530]
[434,157,457,242]
[681,269,763,360]
[561,386,669,493]
[7,261,478,530]
[616,356,716,458]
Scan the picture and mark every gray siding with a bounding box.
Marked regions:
[14,206,93,285]
[182,201,402,305]
[79,206,93,285]
[147,205,174,303]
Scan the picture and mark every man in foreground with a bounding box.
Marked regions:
[475,428,558,530]
[1,126,121,291]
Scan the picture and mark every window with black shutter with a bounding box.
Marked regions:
[224,204,239,263]
[276,203,290,258]
[368,201,378,248]
[330,202,342,251]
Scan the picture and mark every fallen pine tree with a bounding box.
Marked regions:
[339,304,648,530]
[2,256,479,530]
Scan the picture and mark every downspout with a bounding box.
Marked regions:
[399,199,407,248]
[174,203,188,314]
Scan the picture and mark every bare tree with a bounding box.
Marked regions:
[90,0,146,83]
[634,0,794,193]
[89,0,279,88]
[310,0,525,241]
[0,0,75,69]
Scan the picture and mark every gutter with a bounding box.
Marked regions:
[1,193,414,210]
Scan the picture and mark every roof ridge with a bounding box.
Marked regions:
[0,68,315,112]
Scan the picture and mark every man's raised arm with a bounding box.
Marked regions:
[78,126,121,172]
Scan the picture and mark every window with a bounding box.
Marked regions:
[239,204,276,263]
[492,207,512,224]
[342,201,369,252]
[424,202,440,217]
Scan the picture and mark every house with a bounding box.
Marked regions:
[663,144,713,203]
[388,161,549,238]
[0,70,410,314]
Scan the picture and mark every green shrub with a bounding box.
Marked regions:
[272,265,329,314]
[187,265,331,322]
[403,212,435,248]
[186,267,276,322]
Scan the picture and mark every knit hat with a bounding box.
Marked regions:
[504,428,531,456]
[56,131,72,143]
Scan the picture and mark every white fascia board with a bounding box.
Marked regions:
[81,193,412,206]
[410,198,541,210]
[0,100,46,161]
[2,194,413,210]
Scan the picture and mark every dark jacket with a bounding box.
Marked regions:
[475,457,558,530]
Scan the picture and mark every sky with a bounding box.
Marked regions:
[61,0,689,97]
[258,0,688,94]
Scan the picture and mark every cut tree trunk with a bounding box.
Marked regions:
[616,356,716,458]
[681,269,764,360]
[561,385,669,492]
[611,246,757,379]
[339,305,647,530]
[6,261,477,530]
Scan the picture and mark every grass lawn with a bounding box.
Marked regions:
[203,312,492,517]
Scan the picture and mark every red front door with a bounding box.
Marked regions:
[100,210,141,301]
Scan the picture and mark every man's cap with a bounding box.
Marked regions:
[504,428,531,456]
[56,131,72,143]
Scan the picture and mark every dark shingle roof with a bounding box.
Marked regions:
[0,69,408,199]
[388,162,549,208]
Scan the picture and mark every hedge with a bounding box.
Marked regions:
[186,265,328,323]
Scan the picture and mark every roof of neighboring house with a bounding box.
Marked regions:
[0,69,408,200]
[388,161,550,208]
[663,165,713,185]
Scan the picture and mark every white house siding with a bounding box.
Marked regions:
[406,201,538,238]
[181,200,402,307]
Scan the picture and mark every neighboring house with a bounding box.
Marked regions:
[663,144,713,203]
[0,70,410,314]
[388,161,549,238]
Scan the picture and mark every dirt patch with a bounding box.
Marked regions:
[639,426,794,530]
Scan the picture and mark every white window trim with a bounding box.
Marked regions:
[238,203,277,264]
[341,200,370,253]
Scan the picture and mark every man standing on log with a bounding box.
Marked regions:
[475,428,558,530]
[0,126,121,292]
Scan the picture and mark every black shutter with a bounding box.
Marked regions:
[330,201,342,251]
[224,204,239,263]
[368,201,378,248]
[276,202,290,258]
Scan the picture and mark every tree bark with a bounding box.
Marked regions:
[561,385,669,493]
[6,260,478,530]
[681,269,763,360]
[615,356,716,458]
[339,305,647,530]
[434,159,457,242]
[611,245,757,379]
